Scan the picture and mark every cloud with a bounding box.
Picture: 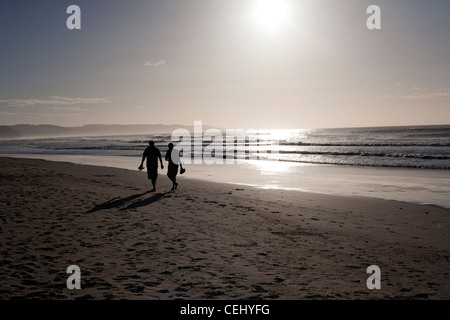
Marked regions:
[0,96,113,107]
[134,105,150,110]
[335,86,450,101]
[378,92,450,100]
[52,106,85,111]
[335,95,359,100]
[0,111,83,117]
[144,59,166,67]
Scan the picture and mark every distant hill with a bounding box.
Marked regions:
[0,124,215,139]
[0,126,22,138]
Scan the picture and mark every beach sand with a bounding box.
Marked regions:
[0,157,449,300]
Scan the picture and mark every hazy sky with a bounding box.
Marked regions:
[1,0,449,129]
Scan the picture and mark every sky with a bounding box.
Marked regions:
[0,0,449,129]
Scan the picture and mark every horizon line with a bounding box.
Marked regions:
[2,122,450,131]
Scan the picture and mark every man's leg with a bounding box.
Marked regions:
[148,167,157,192]
[151,176,156,191]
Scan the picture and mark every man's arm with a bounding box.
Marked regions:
[140,151,146,167]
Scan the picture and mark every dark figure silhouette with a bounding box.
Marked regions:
[165,143,184,190]
[139,141,164,192]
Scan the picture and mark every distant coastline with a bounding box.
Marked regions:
[0,123,220,139]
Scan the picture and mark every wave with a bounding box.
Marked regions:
[21,143,450,160]
[277,159,450,170]
[278,150,450,160]
[279,142,450,147]
[10,125,450,171]
[21,145,142,151]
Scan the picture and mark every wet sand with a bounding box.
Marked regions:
[0,157,449,299]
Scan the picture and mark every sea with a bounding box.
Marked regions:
[1,125,449,169]
[1,124,450,208]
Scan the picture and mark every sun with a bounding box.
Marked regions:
[251,0,290,32]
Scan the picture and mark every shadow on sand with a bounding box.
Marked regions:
[119,192,171,211]
[86,191,172,213]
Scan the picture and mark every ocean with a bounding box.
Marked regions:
[1,125,449,170]
[1,124,449,208]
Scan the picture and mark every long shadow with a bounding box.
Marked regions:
[119,192,172,211]
[86,191,150,213]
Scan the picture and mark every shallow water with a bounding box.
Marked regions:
[3,154,449,209]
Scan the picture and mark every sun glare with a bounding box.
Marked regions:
[251,0,290,32]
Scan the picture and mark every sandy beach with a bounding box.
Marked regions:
[1,156,449,300]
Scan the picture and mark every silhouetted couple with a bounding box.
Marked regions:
[139,141,184,192]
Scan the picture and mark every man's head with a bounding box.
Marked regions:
[149,141,155,147]
[168,143,174,150]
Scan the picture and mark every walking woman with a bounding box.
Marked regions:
[165,143,184,190]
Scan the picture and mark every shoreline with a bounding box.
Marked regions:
[2,153,450,209]
[1,157,449,299]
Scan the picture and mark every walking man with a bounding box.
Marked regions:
[139,141,164,192]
